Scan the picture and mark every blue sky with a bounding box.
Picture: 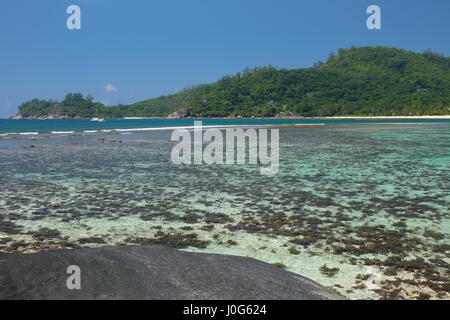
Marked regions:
[0,0,449,117]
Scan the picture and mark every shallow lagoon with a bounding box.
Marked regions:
[0,122,449,299]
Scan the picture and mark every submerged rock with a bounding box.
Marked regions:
[0,245,342,300]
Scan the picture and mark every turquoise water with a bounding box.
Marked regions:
[1,118,450,134]
[0,119,449,299]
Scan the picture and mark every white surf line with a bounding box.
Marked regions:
[370,122,447,125]
[7,132,40,135]
[294,123,326,126]
[1,124,303,136]
[113,124,276,133]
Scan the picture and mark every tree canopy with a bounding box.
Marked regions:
[17,46,450,118]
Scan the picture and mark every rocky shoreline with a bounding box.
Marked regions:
[9,113,306,120]
[0,245,342,300]
[8,112,450,120]
[9,113,79,120]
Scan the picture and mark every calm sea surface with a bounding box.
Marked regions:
[0,118,449,299]
[1,118,450,134]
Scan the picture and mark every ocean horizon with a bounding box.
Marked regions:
[2,118,450,135]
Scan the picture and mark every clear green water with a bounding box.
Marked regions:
[0,122,448,299]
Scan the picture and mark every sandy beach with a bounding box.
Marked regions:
[320,115,450,119]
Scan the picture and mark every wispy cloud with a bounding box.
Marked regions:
[104,83,118,92]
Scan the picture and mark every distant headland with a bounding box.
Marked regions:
[10,46,450,120]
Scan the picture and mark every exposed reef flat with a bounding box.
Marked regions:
[0,123,448,299]
[0,245,342,300]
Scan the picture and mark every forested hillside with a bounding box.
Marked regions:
[14,46,450,118]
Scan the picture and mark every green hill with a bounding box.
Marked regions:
[15,46,450,118]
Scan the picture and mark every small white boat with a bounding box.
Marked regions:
[91,117,105,122]
[91,106,105,122]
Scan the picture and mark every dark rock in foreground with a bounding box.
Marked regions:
[0,245,342,300]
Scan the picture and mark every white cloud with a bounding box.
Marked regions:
[105,83,118,92]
